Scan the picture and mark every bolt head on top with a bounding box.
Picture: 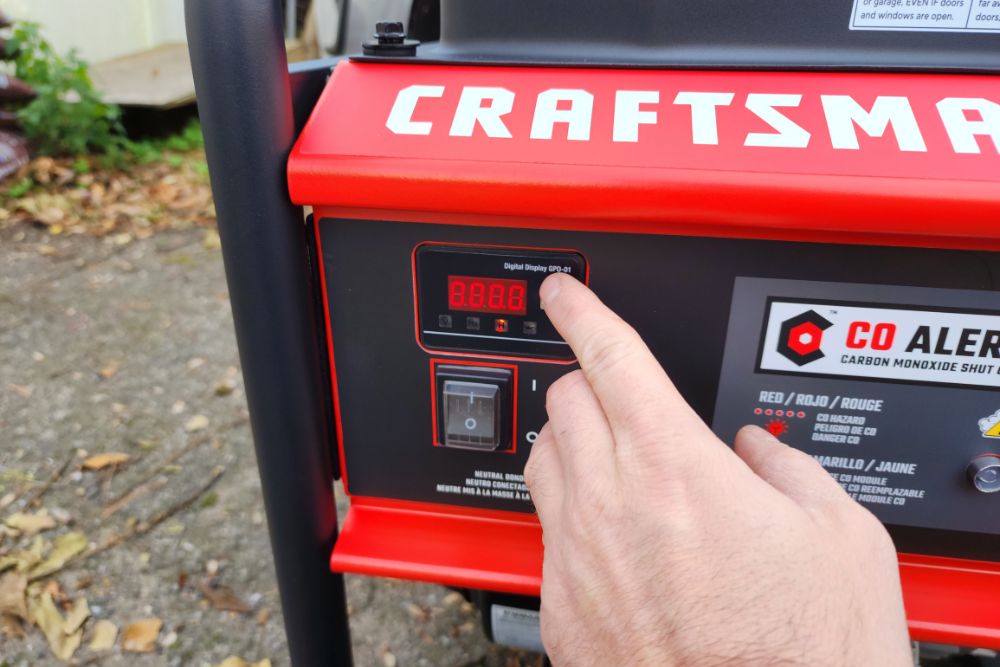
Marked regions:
[375,21,406,44]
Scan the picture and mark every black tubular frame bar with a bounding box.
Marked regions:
[184,2,353,665]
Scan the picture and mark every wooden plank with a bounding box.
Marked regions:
[90,39,316,110]
[90,43,195,109]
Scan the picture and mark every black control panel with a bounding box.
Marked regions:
[319,217,1000,563]
[415,244,587,360]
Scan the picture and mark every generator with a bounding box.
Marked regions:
[186,1,1000,664]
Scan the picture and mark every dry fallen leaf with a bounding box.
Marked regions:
[202,229,221,250]
[62,597,90,634]
[0,572,28,620]
[404,602,429,621]
[214,379,236,396]
[197,577,251,614]
[28,590,83,661]
[41,579,66,604]
[89,619,118,650]
[5,510,56,535]
[0,492,15,509]
[442,591,465,607]
[82,452,130,470]
[215,658,272,667]
[185,414,210,432]
[7,383,34,397]
[1,612,26,639]
[0,537,45,574]
[98,360,120,379]
[30,531,88,579]
[121,617,162,652]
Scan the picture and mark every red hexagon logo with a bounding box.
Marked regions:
[777,311,833,366]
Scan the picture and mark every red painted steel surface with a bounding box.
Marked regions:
[331,497,543,597]
[290,62,999,246]
[294,62,1000,648]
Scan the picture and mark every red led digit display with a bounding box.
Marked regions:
[448,276,528,316]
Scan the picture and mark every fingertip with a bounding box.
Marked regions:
[735,424,779,450]
[539,272,568,310]
[733,424,785,470]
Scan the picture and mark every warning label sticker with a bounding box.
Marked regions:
[713,277,1000,541]
[491,605,543,653]
[758,300,1000,389]
[850,0,1000,33]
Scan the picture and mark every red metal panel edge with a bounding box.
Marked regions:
[900,555,1000,648]
[331,498,543,597]
[295,159,1000,243]
[331,500,1000,648]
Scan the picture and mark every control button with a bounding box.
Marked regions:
[494,318,509,333]
[443,381,499,449]
[435,364,513,451]
[967,454,1000,493]
[466,316,480,331]
[438,314,452,328]
[523,321,538,335]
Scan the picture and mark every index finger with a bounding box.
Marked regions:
[539,273,708,442]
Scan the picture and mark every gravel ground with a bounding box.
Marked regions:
[0,226,540,666]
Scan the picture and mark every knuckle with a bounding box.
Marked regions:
[830,496,894,549]
[545,369,587,413]
[771,443,813,474]
[856,506,893,545]
[524,427,553,489]
[577,323,642,377]
[523,455,540,489]
[523,450,544,490]
[759,442,821,482]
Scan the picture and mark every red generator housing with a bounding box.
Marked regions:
[289,60,1000,648]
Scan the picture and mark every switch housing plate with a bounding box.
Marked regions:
[434,363,514,452]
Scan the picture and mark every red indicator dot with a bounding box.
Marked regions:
[776,410,784,417]
[754,408,763,415]
[766,419,789,438]
[764,409,773,416]
[797,411,806,418]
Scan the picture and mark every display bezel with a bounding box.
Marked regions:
[414,243,588,362]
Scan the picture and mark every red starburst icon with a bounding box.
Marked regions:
[765,419,789,438]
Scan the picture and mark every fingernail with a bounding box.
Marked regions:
[539,274,562,310]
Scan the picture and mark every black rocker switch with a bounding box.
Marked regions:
[435,365,513,451]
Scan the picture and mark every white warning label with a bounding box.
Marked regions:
[491,605,543,653]
[758,300,1000,388]
[850,0,1000,32]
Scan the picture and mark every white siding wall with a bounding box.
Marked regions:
[0,0,186,63]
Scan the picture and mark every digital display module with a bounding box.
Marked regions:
[414,244,587,360]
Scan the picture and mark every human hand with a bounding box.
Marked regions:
[524,273,911,667]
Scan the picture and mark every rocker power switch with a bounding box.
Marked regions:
[436,365,513,451]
